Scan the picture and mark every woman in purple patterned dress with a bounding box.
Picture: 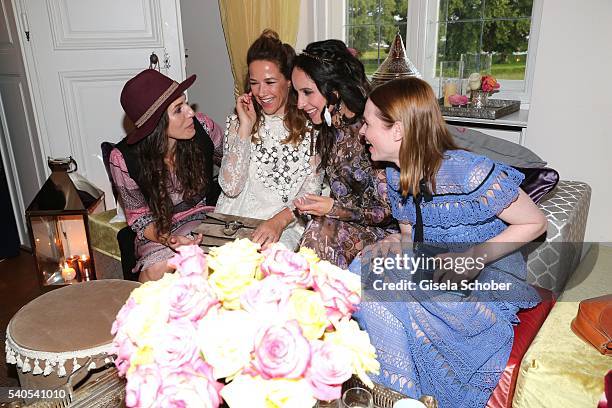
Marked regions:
[291,40,395,268]
[109,69,222,282]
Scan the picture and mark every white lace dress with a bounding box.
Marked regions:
[216,113,322,249]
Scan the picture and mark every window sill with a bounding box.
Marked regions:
[444,108,530,145]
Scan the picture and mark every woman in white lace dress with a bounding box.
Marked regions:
[216,30,322,249]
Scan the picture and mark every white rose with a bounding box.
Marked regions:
[222,376,316,408]
[468,72,482,90]
[197,309,257,379]
[221,375,268,407]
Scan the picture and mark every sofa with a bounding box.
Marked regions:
[88,127,596,407]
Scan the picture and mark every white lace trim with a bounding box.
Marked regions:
[5,325,114,377]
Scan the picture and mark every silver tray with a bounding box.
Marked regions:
[439,98,520,120]
[342,376,438,408]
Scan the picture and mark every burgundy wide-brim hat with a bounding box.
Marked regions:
[120,69,196,144]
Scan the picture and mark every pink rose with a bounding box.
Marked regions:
[111,297,136,335]
[306,340,353,401]
[192,359,224,406]
[448,94,468,106]
[168,244,208,277]
[111,298,138,376]
[168,279,219,321]
[156,366,222,408]
[125,364,162,408]
[260,243,313,287]
[313,271,360,322]
[153,320,200,370]
[251,321,311,379]
[240,275,291,315]
[111,332,136,376]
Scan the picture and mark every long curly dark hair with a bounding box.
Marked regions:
[245,29,308,145]
[293,40,370,169]
[133,112,207,238]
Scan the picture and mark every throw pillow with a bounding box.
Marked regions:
[514,166,560,204]
[448,125,547,168]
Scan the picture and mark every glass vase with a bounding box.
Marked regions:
[470,90,489,108]
[438,61,464,107]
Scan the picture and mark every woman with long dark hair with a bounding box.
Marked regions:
[110,69,222,282]
[291,39,395,268]
[216,29,321,249]
[351,77,547,407]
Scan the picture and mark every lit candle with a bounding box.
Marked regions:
[61,262,76,281]
[443,82,458,107]
[78,254,92,281]
[66,255,81,280]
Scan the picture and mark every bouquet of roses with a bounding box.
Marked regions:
[467,72,500,93]
[111,239,380,408]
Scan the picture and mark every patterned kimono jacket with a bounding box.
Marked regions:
[301,120,395,269]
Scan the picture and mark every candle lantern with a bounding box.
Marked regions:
[26,157,105,291]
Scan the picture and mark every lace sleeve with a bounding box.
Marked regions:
[108,148,154,240]
[327,166,392,226]
[465,156,524,209]
[286,152,323,211]
[218,114,252,197]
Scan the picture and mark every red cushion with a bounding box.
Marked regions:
[487,288,556,408]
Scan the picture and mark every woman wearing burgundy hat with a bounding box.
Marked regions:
[109,69,222,282]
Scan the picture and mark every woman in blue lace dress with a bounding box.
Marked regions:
[349,77,547,407]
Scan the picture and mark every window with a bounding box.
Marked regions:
[340,0,542,102]
[434,0,534,81]
[344,1,410,76]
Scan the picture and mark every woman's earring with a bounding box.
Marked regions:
[323,106,332,127]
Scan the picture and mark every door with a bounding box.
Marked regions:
[0,0,45,245]
[15,0,186,210]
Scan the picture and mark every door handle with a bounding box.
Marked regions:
[149,52,160,70]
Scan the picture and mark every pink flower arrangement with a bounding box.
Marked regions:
[467,73,501,94]
[111,240,380,407]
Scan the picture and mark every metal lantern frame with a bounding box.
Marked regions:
[25,157,105,291]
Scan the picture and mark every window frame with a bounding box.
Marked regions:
[298,0,543,106]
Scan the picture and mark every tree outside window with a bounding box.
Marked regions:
[345,0,534,81]
[345,0,409,76]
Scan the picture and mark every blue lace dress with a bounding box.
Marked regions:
[348,149,540,408]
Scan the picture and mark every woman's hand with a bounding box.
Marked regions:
[167,233,203,250]
[236,92,257,137]
[251,218,284,248]
[293,194,334,216]
[360,233,403,265]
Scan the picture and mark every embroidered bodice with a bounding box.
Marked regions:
[386,149,525,243]
[216,113,322,248]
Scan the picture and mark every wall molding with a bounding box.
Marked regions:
[0,0,15,48]
[58,69,137,182]
[0,76,29,242]
[47,0,163,50]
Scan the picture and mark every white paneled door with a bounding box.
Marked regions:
[0,0,45,244]
[15,0,186,211]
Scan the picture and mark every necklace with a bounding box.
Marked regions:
[253,116,313,203]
